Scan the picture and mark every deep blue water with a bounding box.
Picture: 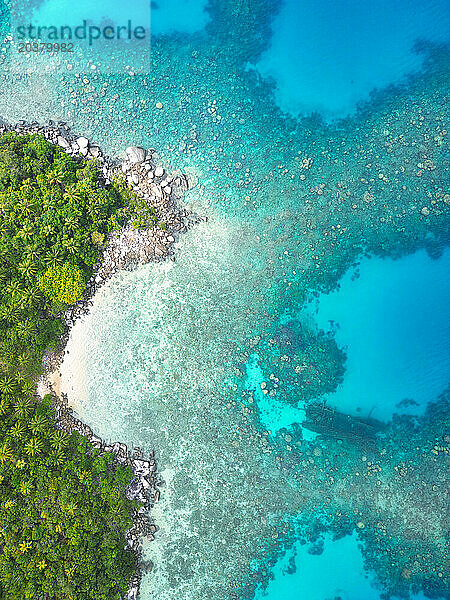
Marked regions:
[248,249,449,600]
[254,533,431,600]
[256,0,450,119]
[246,249,450,430]
[315,249,450,422]
[150,0,209,35]
[228,1,448,597]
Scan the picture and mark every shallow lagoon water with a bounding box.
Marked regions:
[62,215,310,599]
[30,0,151,28]
[245,352,308,436]
[254,532,433,600]
[60,207,450,600]
[254,533,381,600]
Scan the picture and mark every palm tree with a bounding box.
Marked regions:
[64,501,78,518]
[88,203,103,221]
[21,196,39,218]
[42,194,57,212]
[47,170,64,187]
[50,430,69,452]
[64,238,80,256]
[13,397,33,419]
[24,248,40,264]
[41,224,55,239]
[64,215,78,232]
[19,223,35,244]
[1,302,21,324]
[6,280,23,300]
[0,221,10,240]
[53,166,75,187]
[19,379,35,399]
[24,437,44,457]
[44,248,63,268]
[109,502,130,529]
[0,443,13,465]
[9,421,26,439]
[29,415,49,435]
[15,352,35,376]
[48,449,65,468]
[16,319,38,341]
[17,260,38,281]
[19,540,32,553]
[0,398,10,417]
[18,288,41,311]
[78,469,93,487]
[19,480,33,496]
[0,268,9,287]
[0,377,16,397]
[64,187,83,205]
[0,346,16,369]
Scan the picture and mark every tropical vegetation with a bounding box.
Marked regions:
[0,131,145,599]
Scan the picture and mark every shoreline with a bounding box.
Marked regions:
[0,118,200,600]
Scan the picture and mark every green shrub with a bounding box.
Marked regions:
[37,263,85,307]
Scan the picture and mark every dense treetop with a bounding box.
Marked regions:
[0,394,138,600]
[0,132,145,599]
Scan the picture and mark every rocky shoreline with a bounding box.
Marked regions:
[0,119,200,600]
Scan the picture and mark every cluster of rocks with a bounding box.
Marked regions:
[0,118,79,147]
[0,119,201,600]
[0,119,203,305]
[90,145,203,283]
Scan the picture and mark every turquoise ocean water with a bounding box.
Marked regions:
[256,0,450,119]
[244,248,450,436]
[314,249,450,422]
[1,0,449,599]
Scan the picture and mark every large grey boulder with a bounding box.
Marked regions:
[126,146,146,164]
[76,136,89,149]
[57,135,70,149]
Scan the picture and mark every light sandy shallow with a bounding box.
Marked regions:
[59,320,90,416]
[38,321,90,418]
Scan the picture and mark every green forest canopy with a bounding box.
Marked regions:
[0,132,146,599]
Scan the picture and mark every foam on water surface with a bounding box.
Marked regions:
[61,214,308,599]
[59,207,450,600]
